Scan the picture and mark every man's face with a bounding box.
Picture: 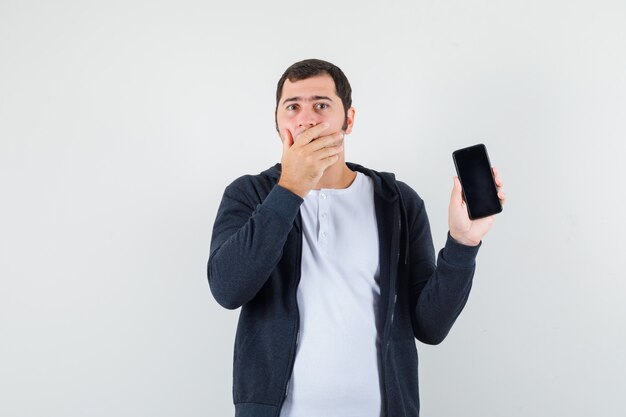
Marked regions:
[276,74,355,143]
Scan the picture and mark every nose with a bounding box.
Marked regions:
[297,108,322,129]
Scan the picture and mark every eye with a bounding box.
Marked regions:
[315,102,329,110]
[286,104,298,111]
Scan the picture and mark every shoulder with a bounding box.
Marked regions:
[393,179,430,231]
[222,170,278,207]
[226,173,266,191]
[395,180,425,207]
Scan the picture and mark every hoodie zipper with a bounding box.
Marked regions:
[379,207,402,417]
[277,216,303,416]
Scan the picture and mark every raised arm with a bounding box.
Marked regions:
[406,169,505,344]
[208,180,302,309]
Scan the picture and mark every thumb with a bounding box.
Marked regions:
[450,176,464,207]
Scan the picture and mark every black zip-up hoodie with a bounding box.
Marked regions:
[208,162,480,417]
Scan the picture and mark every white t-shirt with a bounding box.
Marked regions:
[280,172,382,417]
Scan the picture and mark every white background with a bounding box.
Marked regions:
[1,0,625,416]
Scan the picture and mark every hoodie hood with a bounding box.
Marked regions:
[260,162,399,202]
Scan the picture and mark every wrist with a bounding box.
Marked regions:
[449,232,480,247]
[277,178,308,199]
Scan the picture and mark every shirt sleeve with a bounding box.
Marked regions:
[398,181,480,345]
[208,179,303,309]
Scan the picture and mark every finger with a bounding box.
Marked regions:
[294,122,330,146]
[492,167,503,187]
[316,142,344,160]
[308,131,344,152]
[450,176,464,207]
[498,191,507,206]
[282,128,294,153]
[319,153,341,170]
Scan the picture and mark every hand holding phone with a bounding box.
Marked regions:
[452,144,502,220]
[448,144,505,246]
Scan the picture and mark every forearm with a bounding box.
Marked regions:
[412,234,480,344]
[208,184,302,309]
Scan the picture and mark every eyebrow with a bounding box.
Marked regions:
[281,95,334,105]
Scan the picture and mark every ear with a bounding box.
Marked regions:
[344,107,356,134]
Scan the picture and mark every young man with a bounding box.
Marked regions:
[208,59,505,417]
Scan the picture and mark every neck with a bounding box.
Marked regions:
[312,155,356,190]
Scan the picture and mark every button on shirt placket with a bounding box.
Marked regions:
[319,191,329,250]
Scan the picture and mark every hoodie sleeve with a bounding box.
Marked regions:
[397,181,480,345]
[207,177,303,309]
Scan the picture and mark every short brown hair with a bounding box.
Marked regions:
[275,59,352,131]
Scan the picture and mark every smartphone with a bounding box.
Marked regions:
[452,144,502,220]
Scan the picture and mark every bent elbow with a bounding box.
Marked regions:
[208,276,244,310]
[413,324,451,345]
[207,261,245,310]
[416,332,447,345]
[213,293,243,310]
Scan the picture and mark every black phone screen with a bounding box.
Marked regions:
[452,144,502,220]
